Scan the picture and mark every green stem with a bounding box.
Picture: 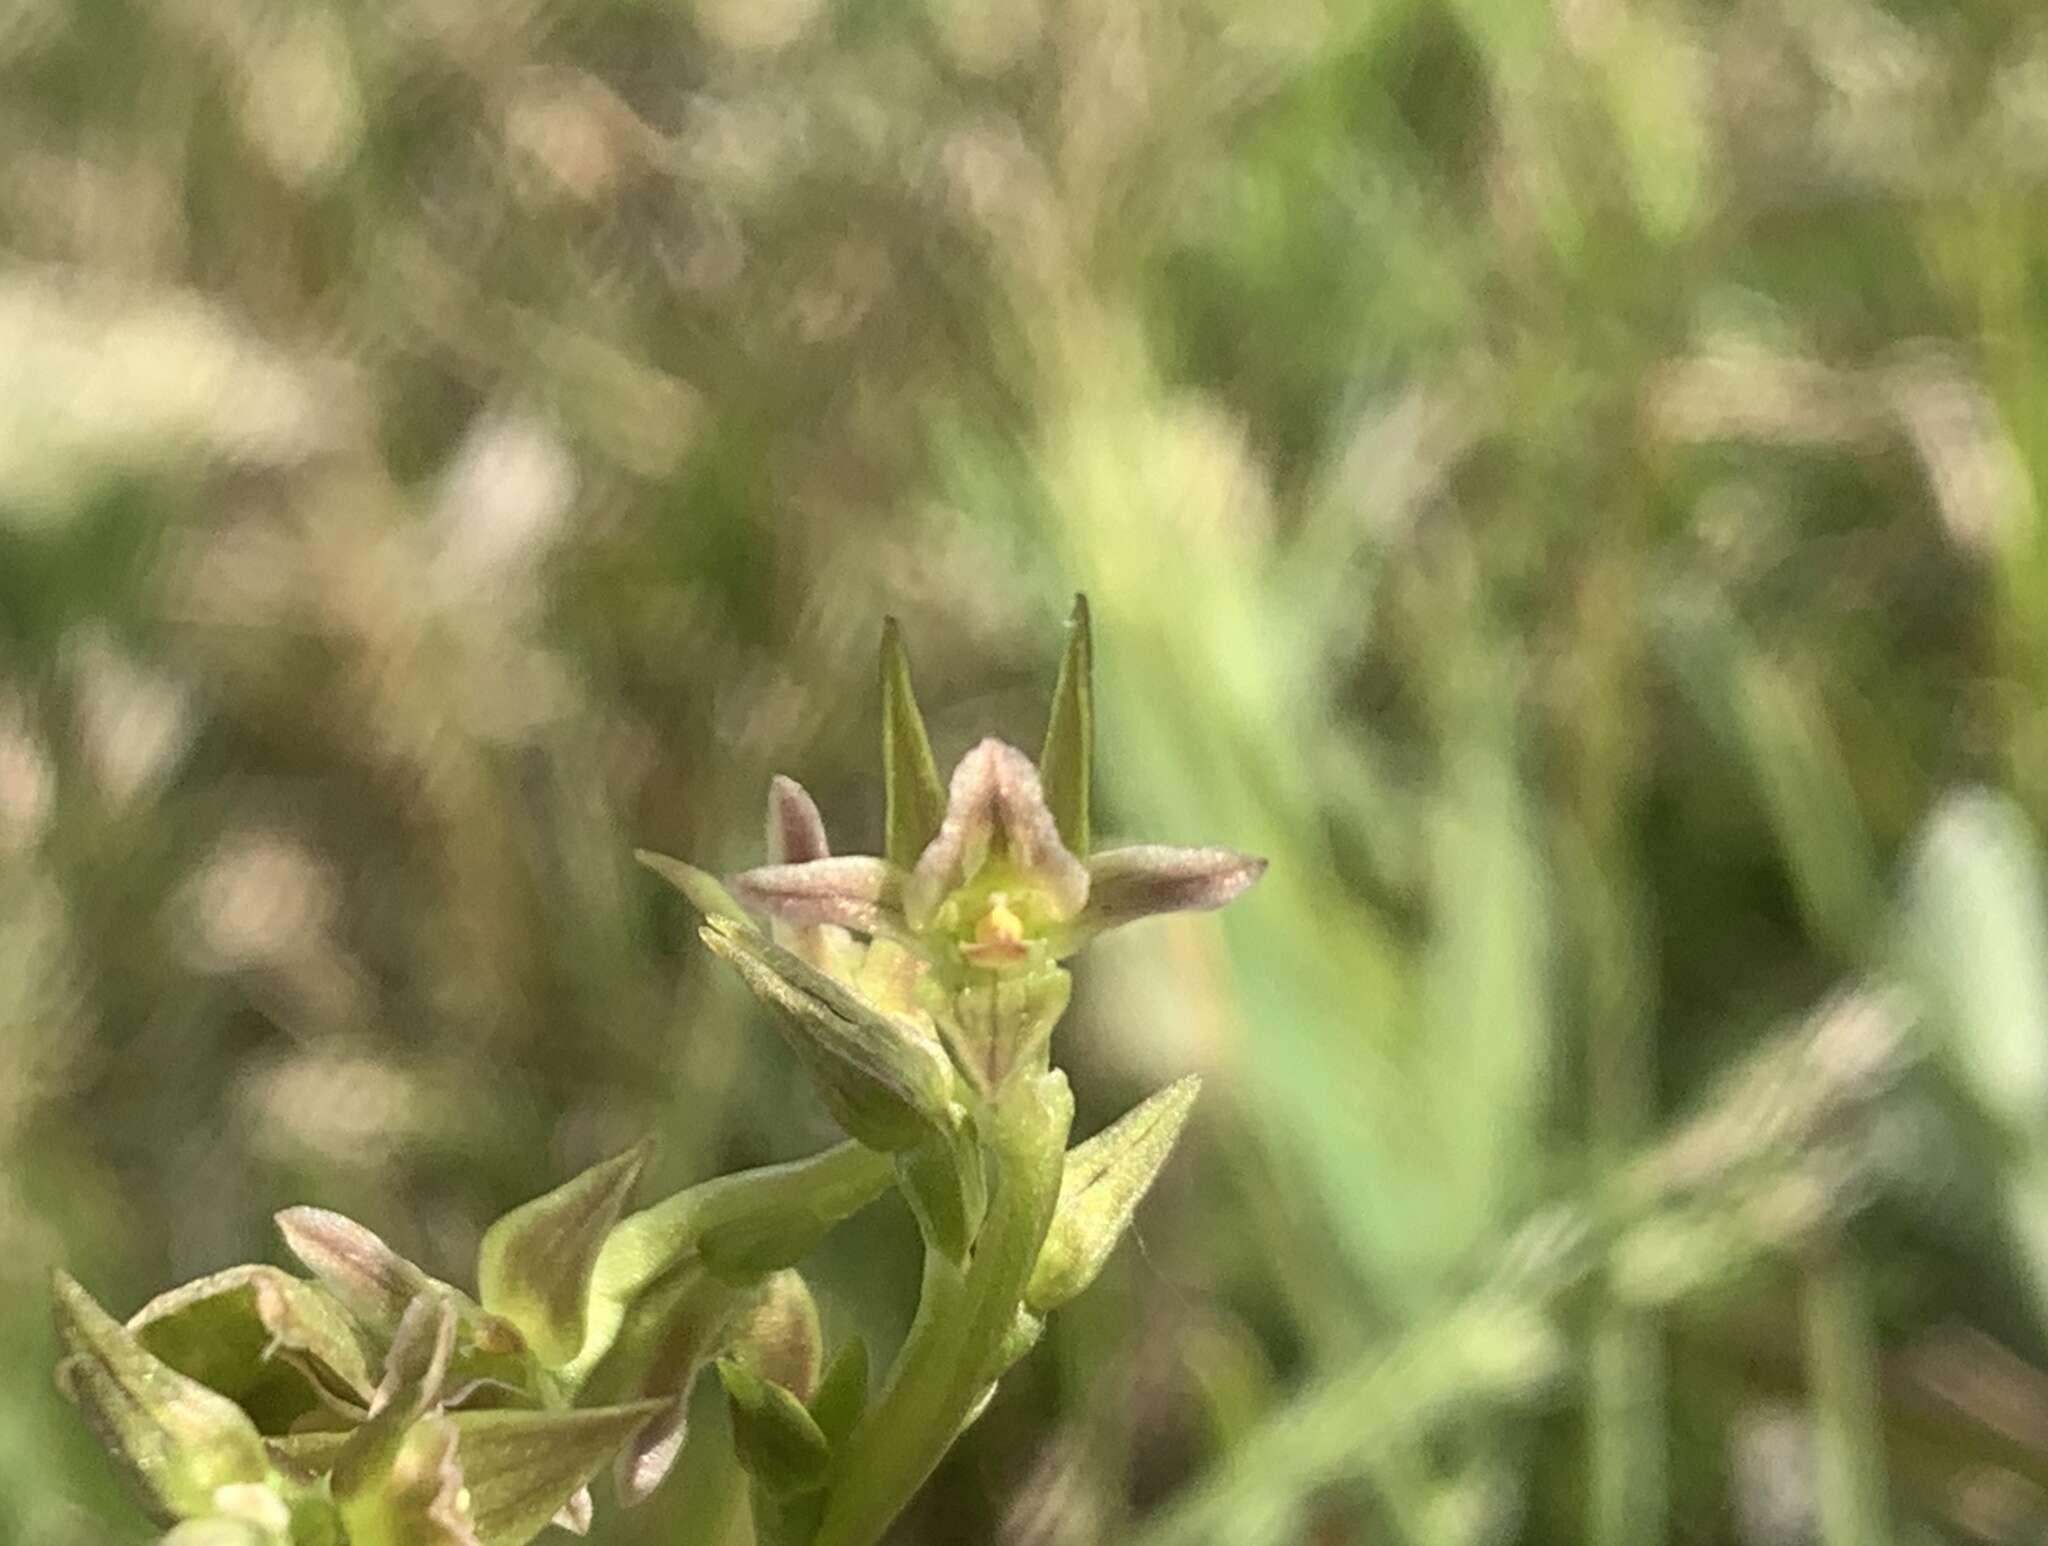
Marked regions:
[1803,1244,1893,1546]
[813,1071,1073,1546]
[573,1141,895,1384]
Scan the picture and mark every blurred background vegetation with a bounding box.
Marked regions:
[8,0,2048,1541]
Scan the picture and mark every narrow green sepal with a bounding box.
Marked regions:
[450,1401,669,1546]
[807,1339,868,1450]
[634,850,751,923]
[1025,1075,1200,1314]
[701,916,954,1152]
[893,1113,987,1264]
[50,1270,272,1523]
[1037,594,1093,859]
[477,1142,650,1370]
[717,1358,831,1496]
[880,617,946,871]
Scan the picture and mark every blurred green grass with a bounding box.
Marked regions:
[7,0,2048,1541]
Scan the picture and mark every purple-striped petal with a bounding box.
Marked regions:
[730,857,909,940]
[906,739,1089,930]
[1062,845,1266,949]
[766,775,832,865]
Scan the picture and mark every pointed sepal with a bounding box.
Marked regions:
[766,775,832,865]
[1060,846,1266,952]
[700,916,955,1152]
[634,850,751,924]
[727,858,907,941]
[477,1143,650,1369]
[894,1112,987,1264]
[716,1358,831,1497]
[807,1338,869,1449]
[451,1401,669,1546]
[50,1271,272,1523]
[1025,1075,1201,1313]
[274,1209,435,1336]
[1038,595,1093,859]
[881,617,948,871]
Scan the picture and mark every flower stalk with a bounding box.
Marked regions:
[53,599,1262,1546]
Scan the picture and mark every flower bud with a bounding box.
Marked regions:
[716,1357,831,1497]
[50,1271,271,1524]
[723,1271,823,1404]
[700,916,955,1152]
[1026,1076,1200,1314]
[477,1142,649,1369]
[807,1338,869,1449]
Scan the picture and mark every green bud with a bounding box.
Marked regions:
[723,1271,823,1404]
[477,1143,650,1370]
[274,1209,434,1336]
[701,916,955,1152]
[448,1401,668,1546]
[50,1271,271,1524]
[1026,1075,1200,1314]
[1037,594,1093,859]
[894,1111,987,1264]
[716,1357,831,1497]
[806,1338,868,1450]
[943,965,1071,1093]
[129,1267,375,1431]
[880,616,947,872]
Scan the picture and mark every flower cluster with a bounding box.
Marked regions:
[56,600,1263,1546]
